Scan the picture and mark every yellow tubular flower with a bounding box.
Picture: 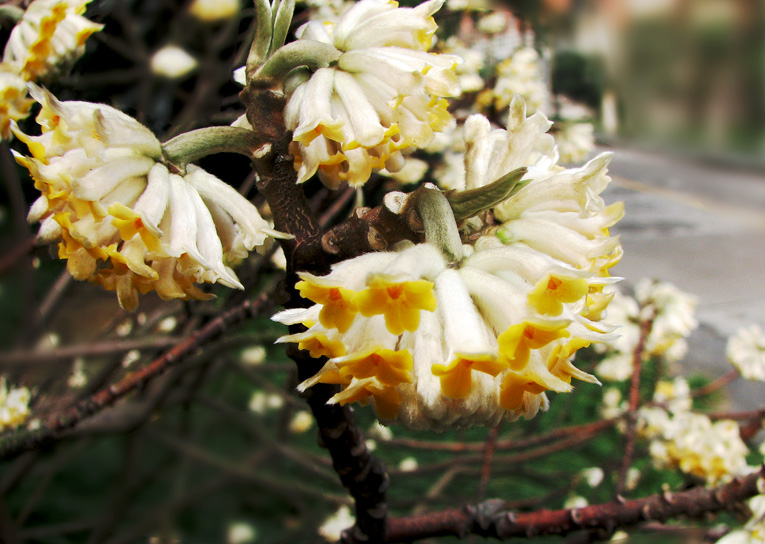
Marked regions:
[15,86,281,310]
[283,0,460,188]
[3,0,103,81]
[354,276,436,335]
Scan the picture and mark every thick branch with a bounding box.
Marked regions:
[386,465,765,542]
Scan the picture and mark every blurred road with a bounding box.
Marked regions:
[601,146,765,409]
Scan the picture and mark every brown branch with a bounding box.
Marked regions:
[616,311,655,495]
[385,417,619,453]
[0,288,276,462]
[477,422,501,501]
[385,465,765,542]
[692,369,739,398]
[0,336,183,367]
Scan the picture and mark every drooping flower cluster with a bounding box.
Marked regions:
[14,86,281,310]
[274,97,622,430]
[281,0,460,188]
[727,324,765,382]
[0,0,101,138]
[0,379,31,431]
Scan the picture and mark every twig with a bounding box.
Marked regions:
[477,423,502,501]
[616,311,655,495]
[385,417,620,453]
[0,336,182,366]
[0,288,276,461]
[385,465,765,542]
[692,369,739,398]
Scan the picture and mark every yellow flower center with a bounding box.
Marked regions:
[354,276,437,335]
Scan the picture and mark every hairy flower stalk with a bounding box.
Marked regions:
[274,97,623,430]
[14,86,285,310]
[238,0,461,189]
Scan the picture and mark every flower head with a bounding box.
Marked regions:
[3,0,103,81]
[274,97,622,430]
[282,0,460,188]
[727,324,765,381]
[14,86,281,310]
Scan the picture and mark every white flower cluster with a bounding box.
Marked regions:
[14,86,281,310]
[1,0,102,138]
[554,122,595,165]
[485,47,549,115]
[594,281,698,382]
[274,97,622,430]
[0,378,31,431]
[638,401,751,485]
[727,324,765,382]
[282,0,460,188]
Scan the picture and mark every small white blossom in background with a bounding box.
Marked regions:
[580,467,604,488]
[489,47,549,115]
[0,378,31,431]
[716,495,765,544]
[636,279,698,362]
[365,439,377,451]
[240,346,267,366]
[67,357,87,388]
[611,530,630,541]
[367,421,393,441]
[227,522,257,544]
[115,319,133,337]
[653,377,692,413]
[288,410,314,433]
[150,45,198,79]
[2,0,103,81]
[727,325,765,381]
[156,316,178,333]
[398,457,419,472]
[554,122,595,165]
[600,387,627,419]
[122,349,141,368]
[189,0,241,21]
[477,11,509,35]
[248,391,284,414]
[625,467,641,491]
[563,495,588,509]
[319,505,355,542]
